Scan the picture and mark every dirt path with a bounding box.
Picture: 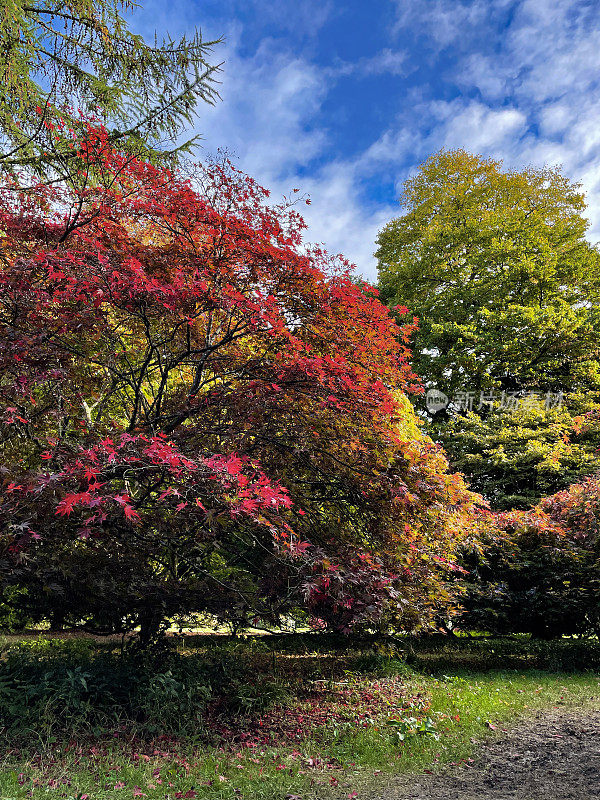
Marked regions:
[375,709,600,800]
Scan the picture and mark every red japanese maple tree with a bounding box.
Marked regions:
[0,125,478,640]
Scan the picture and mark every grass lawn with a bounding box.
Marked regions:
[0,634,598,799]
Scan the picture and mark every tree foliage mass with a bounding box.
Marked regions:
[377,149,600,399]
[0,127,478,640]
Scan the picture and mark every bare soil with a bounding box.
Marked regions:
[375,709,600,800]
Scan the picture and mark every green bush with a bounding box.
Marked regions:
[406,633,600,672]
[0,587,32,632]
[0,639,215,737]
[226,679,291,714]
[0,636,303,739]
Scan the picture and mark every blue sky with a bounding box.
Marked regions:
[129,0,600,281]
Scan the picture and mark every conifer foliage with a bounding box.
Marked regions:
[0,1,220,178]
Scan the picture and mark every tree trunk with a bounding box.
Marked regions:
[50,609,65,632]
[138,607,164,648]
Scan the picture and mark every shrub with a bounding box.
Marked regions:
[0,639,214,737]
[458,477,600,638]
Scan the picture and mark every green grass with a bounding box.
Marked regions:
[0,635,598,800]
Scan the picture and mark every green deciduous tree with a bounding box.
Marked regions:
[376,150,600,398]
[376,150,600,508]
[439,397,600,510]
[0,0,221,178]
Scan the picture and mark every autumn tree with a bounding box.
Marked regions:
[0,1,220,179]
[0,127,478,642]
[458,476,600,638]
[376,150,600,508]
[377,150,600,397]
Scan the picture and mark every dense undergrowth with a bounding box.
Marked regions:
[0,633,598,799]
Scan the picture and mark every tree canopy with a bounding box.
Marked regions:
[376,150,600,510]
[458,476,600,638]
[0,127,478,640]
[376,150,600,400]
[438,396,600,510]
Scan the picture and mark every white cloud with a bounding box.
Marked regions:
[199,0,600,275]
[292,161,395,279]
[127,3,398,280]
[331,48,408,78]
[538,102,574,138]
[434,102,527,152]
[384,0,600,242]
[361,48,408,76]
[364,127,417,166]
[198,32,328,177]
[253,0,334,36]
[129,0,600,279]
[392,0,511,49]
[457,54,512,101]
[364,99,527,171]
[193,30,396,280]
